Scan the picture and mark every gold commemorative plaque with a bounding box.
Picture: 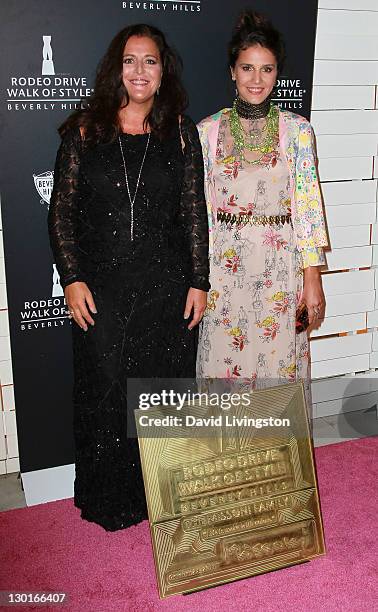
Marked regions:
[135,382,325,598]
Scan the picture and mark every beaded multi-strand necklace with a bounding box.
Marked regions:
[229,95,279,165]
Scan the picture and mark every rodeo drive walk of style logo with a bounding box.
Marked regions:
[7,35,93,112]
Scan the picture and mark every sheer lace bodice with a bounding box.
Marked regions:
[48,115,210,291]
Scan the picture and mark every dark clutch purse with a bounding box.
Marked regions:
[295,302,310,334]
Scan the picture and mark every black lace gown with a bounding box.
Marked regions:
[48,116,210,531]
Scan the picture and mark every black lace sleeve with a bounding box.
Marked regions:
[48,128,85,289]
[179,115,210,292]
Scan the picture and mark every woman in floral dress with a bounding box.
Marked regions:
[197,11,328,394]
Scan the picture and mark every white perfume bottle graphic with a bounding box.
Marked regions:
[42,35,55,75]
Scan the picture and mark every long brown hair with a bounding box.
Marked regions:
[60,24,188,143]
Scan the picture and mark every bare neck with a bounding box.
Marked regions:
[118,100,153,135]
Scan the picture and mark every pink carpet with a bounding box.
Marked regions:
[1,437,377,612]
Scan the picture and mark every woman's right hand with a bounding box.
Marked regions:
[64,281,97,331]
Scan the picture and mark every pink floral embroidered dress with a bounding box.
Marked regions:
[197,108,328,390]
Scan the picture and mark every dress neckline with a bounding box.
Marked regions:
[119,131,150,137]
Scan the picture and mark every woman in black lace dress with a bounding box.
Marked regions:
[48,24,209,531]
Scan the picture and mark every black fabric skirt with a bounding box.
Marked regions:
[72,261,196,531]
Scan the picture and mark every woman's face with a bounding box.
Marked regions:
[231,44,277,105]
[122,35,162,105]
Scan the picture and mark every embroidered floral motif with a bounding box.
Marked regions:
[226,364,242,378]
[257,315,280,341]
[219,158,240,181]
[262,228,288,251]
[267,291,290,316]
[227,326,248,351]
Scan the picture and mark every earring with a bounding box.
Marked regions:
[231,77,238,98]
[156,88,160,96]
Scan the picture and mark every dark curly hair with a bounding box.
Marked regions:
[60,24,188,143]
[228,10,285,73]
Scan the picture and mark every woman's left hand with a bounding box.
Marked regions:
[301,266,325,326]
[184,288,207,330]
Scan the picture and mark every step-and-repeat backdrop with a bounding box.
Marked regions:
[0,0,318,474]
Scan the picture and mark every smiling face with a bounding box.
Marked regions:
[122,35,162,105]
[231,44,278,105]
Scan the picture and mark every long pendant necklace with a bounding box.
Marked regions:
[230,100,279,165]
[118,133,151,241]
